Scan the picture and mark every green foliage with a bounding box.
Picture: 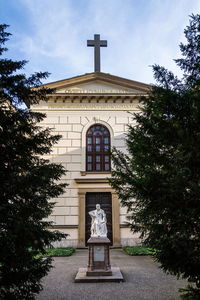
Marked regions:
[180,285,200,300]
[36,247,75,258]
[110,14,200,299]
[123,246,156,256]
[0,25,68,299]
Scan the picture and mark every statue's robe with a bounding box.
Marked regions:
[89,209,107,237]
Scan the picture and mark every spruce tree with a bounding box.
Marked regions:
[110,14,200,299]
[0,25,67,299]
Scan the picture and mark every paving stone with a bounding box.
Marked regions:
[37,249,187,300]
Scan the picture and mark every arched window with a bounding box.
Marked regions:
[86,124,111,172]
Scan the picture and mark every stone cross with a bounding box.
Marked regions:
[87,34,107,72]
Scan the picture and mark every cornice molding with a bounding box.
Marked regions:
[31,104,141,111]
[31,93,143,110]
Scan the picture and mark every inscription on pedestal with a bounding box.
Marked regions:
[94,246,104,262]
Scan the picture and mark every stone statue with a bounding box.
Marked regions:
[89,204,107,237]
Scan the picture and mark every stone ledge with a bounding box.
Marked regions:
[74,267,124,283]
[75,178,110,184]
[80,171,111,176]
[87,236,111,244]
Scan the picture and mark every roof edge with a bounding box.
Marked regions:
[40,72,151,90]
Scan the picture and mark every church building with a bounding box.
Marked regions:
[31,35,150,247]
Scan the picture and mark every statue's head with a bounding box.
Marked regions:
[96,204,101,210]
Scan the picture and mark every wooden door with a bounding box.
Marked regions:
[85,192,112,245]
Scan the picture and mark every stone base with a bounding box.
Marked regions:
[86,269,112,276]
[75,267,124,283]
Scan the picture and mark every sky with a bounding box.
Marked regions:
[0,0,199,85]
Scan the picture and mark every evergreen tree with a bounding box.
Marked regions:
[0,25,67,299]
[110,14,200,299]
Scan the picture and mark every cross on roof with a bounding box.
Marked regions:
[87,34,107,72]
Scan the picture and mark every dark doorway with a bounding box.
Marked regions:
[85,192,112,245]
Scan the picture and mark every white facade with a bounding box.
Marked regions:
[31,72,150,247]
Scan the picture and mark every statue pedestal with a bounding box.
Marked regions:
[75,236,124,282]
[86,237,112,276]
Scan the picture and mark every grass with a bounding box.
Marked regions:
[36,247,75,258]
[123,246,156,256]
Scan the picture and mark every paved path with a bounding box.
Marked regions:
[37,249,186,300]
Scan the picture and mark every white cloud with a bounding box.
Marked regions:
[17,0,200,84]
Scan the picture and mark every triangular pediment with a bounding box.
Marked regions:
[56,80,143,94]
[41,72,150,94]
